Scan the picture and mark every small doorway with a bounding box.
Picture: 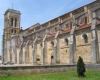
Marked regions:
[51,55,54,64]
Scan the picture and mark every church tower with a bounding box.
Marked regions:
[2,9,21,62]
[4,9,21,39]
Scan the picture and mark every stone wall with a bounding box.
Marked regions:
[75,28,92,63]
[0,65,76,76]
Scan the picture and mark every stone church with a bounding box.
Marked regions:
[2,0,100,65]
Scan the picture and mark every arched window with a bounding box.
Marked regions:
[11,29,13,33]
[66,22,72,30]
[84,17,87,25]
[66,24,68,29]
[40,43,42,47]
[11,18,13,26]
[51,41,54,47]
[65,38,68,46]
[82,34,88,43]
[14,30,16,33]
[15,18,17,27]
[51,56,53,59]
[55,27,57,32]
[80,17,87,25]
[70,22,72,29]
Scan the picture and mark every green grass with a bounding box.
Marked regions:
[0,70,100,80]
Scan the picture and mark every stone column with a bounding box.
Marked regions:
[53,31,60,64]
[91,12,99,64]
[13,47,17,64]
[9,39,11,62]
[17,47,20,64]
[32,38,37,65]
[17,19,20,28]
[19,46,22,64]
[15,37,17,64]
[25,45,28,64]
[4,48,7,61]
[3,49,6,61]
[41,42,44,65]
[13,48,15,63]
[69,19,76,64]
[41,35,47,65]
[2,49,4,62]
[8,48,11,61]
[8,40,11,61]
[2,34,5,62]
[53,45,57,64]
[25,41,29,64]
[17,42,23,64]
[23,50,26,64]
[3,49,5,61]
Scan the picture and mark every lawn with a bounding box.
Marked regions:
[0,70,100,80]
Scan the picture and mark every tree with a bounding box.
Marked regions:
[77,56,86,77]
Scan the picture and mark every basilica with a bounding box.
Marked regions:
[2,0,100,65]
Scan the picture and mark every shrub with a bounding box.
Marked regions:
[6,72,11,76]
[37,58,40,61]
[77,56,86,77]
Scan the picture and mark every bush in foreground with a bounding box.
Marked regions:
[77,56,86,77]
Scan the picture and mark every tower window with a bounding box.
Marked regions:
[65,38,68,46]
[11,18,13,26]
[82,34,88,43]
[15,18,17,27]
[14,30,16,33]
[11,29,13,33]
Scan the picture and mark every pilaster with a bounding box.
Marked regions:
[91,12,99,64]
[25,40,29,64]
[32,38,37,65]
[53,31,60,64]
[69,19,76,64]
[8,48,11,61]
[17,42,23,64]
[23,50,26,64]
[41,35,47,65]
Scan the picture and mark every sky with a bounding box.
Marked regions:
[0,0,95,55]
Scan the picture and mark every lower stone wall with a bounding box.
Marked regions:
[85,64,100,70]
[0,65,76,76]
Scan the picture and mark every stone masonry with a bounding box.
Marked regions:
[2,0,100,65]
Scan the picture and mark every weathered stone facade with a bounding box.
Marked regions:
[2,0,100,65]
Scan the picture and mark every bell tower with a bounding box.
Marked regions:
[2,9,21,62]
[4,9,21,40]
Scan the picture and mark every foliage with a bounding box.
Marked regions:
[6,72,11,76]
[37,58,40,61]
[77,56,86,77]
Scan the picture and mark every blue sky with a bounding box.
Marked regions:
[0,0,95,55]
